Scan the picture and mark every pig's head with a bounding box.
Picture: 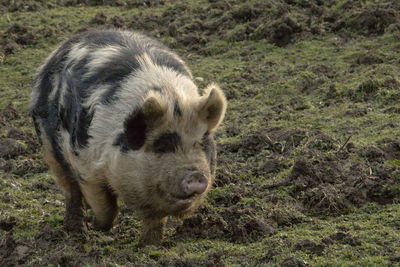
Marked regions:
[114,83,226,218]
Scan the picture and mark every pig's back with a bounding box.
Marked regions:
[30,29,193,175]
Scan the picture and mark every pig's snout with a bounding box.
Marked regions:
[182,171,208,196]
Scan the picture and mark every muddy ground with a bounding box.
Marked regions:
[1,0,400,266]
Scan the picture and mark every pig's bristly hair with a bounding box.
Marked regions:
[199,84,227,133]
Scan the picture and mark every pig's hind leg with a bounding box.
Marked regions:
[80,182,118,232]
[43,144,87,234]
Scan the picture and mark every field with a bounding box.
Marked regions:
[1,0,400,266]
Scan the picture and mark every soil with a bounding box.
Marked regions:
[294,239,325,256]
[281,256,306,267]
[289,152,400,214]
[174,204,277,243]
[0,138,25,159]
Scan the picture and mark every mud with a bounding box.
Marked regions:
[294,239,325,256]
[0,102,19,125]
[289,151,400,214]
[322,231,361,247]
[267,16,303,47]
[347,7,398,35]
[0,216,16,231]
[6,23,36,44]
[174,205,277,243]
[222,128,307,156]
[90,12,108,25]
[0,103,46,175]
[281,256,306,267]
[0,138,25,159]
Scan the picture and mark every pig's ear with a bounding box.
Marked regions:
[141,96,168,128]
[199,84,227,133]
[124,96,167,150]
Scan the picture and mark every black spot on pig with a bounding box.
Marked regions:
[60,74,93,149]
[76,108,93,148]
[113,133,130,153]
[86,48,140,104]
[150,49,191,77]
[153,86,163,92]
[32,37,77,116]
[33,63,76,180]
[123,110,147,151]
[153,132,181,153]
[173,100,182,117]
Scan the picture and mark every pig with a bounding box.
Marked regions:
[30,29,227,246]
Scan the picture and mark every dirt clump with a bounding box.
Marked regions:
[304,183,349,213]
[0,232,17,266]
[269,16,302,47]
[289,152,400,213]
[383,78,400,90]
[214,157,238,187]
[0,0,42,13]
[177,32,208,51]
[6,127,25,139]
[0,231,30,266]
[347,7,398,36]
[230,3,260,22]
[281,256,306,267]
[0,138,25,159]
[253,16,302,47]
[323,231,361,246]
[355,52,384,65]
[0,102,19,126]
[294,239,325,255]
[220,131,271,156]
[127,0,167,8]
[257,158,287,176]
[324,84,338,103]
[2,158,48,176]
[0,216,17,231]
[229,207,277,243]
[381,140,400,160]
[157,253,223,267]
[360,146,387,162]
[222,128,307,156]
[389,254,400,264]
[307,133,336,151]
[174,211,228,240]
[345,107,368,117]
[238,132,271,155]
[109,15,125,28]
[270,209,304,227]
[34,225,66,250]
[4,23,37,46]
[268,128,307,153]
[175,205,277,243]
[90,12,107,25]
[350,79,381,102]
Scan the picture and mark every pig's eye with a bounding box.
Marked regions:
[153,132,181,153]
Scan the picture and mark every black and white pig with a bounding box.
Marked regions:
[30,29,226,246]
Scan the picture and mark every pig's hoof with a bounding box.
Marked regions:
[92,218,114,232]
[64,218,88,236]
[138,234,162,248]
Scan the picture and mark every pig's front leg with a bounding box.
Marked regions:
[138,217,167,247]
